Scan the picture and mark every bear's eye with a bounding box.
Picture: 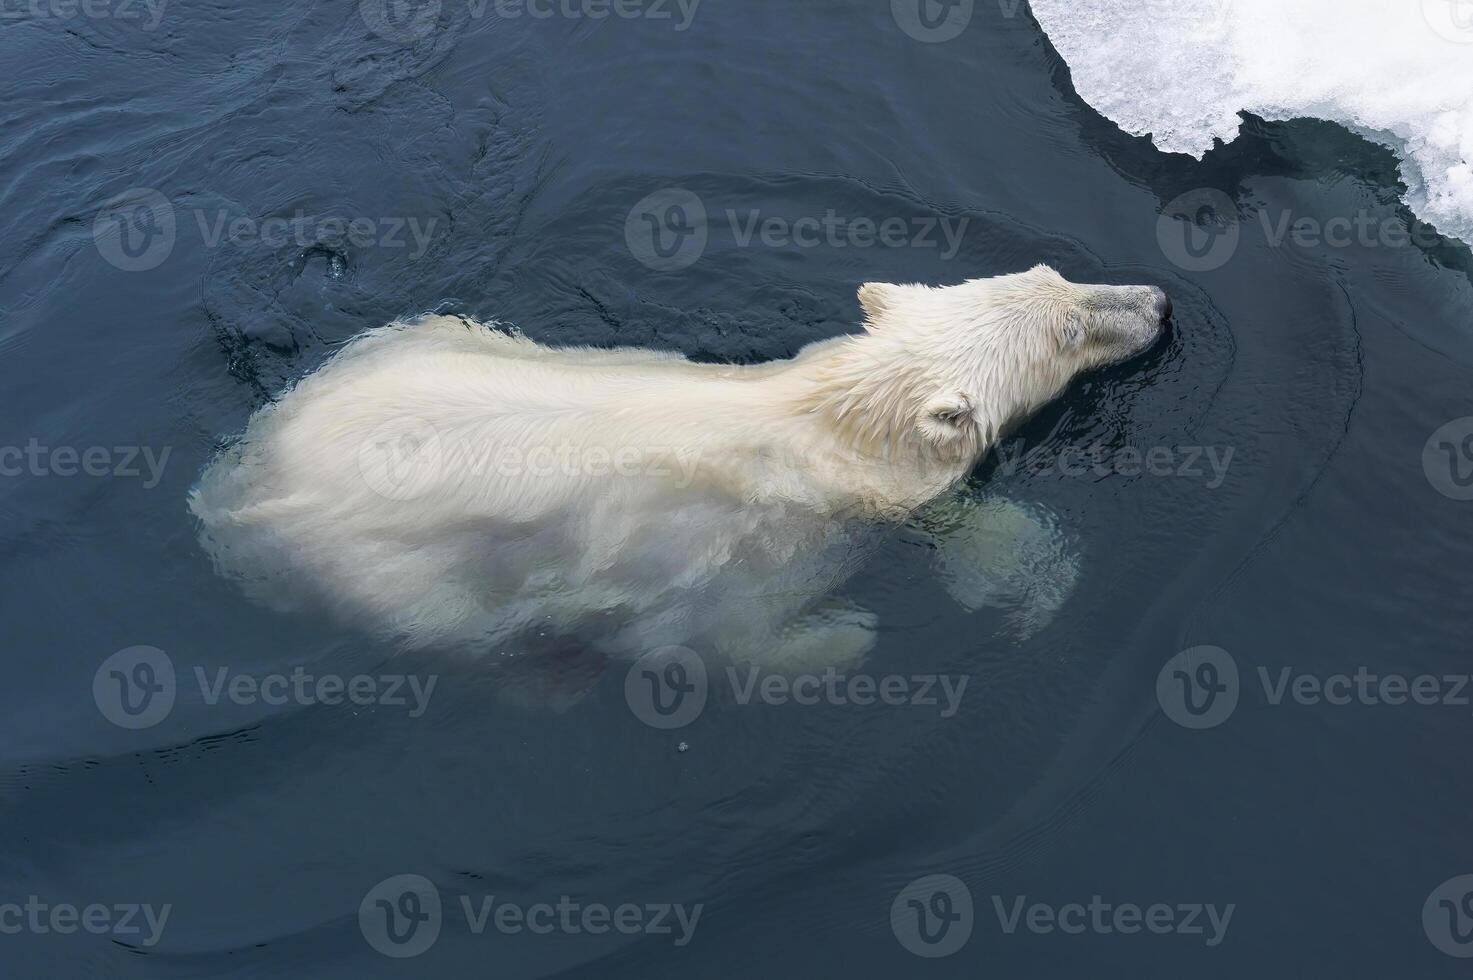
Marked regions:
[933,406,970,425]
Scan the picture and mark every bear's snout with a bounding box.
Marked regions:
[1083,282,1170,358]
[1151,287,1172,323]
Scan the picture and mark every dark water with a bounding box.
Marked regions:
[3,0,1472,976]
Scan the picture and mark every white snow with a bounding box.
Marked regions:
[1031,0,1473,243]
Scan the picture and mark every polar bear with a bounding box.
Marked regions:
[189,265,1168,665]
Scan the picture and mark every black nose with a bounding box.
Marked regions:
[1152,288,1173,322]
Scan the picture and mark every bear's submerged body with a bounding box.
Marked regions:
[192,317,943,657]
[190,267,1168,663]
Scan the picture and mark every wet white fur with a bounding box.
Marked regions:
[189,265,1161,655]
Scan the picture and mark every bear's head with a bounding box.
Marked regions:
[848,265,1169,457]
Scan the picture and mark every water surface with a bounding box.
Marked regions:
[1,1,1471,977]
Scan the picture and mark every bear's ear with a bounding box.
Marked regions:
[917,392,978,446]
[857,282,897,322]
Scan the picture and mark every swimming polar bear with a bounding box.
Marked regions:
[189,265,1169,666]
